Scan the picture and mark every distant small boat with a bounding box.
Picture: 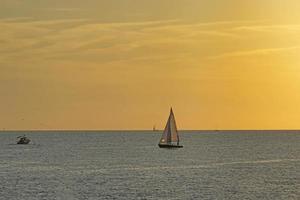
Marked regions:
[17,135,30,144]
[153,125,157,131]
[158,108,183,148]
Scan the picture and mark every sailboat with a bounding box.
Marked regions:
[158,108,183,148]
[153,125,157,131]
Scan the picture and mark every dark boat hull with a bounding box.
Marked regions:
[158,144,183,148]
[17,139,30,144]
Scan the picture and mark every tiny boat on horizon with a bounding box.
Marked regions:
[17,135,30,144]
[158,108,183,148]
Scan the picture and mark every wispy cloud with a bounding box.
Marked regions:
[232,24,300,32]
[0,17,34,22]
[1,18,300,67]
[46,8,83,12]
[0,19,237,64]
[210,46,300,59]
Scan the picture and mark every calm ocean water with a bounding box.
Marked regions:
[0,131,299,200]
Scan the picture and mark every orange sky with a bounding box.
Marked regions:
[1,1,300,130]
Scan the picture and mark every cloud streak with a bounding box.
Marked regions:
[1,18,300,73]
[0,19,272,65]
[210,46,300,59]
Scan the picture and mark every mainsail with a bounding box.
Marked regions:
[159,108,179,145]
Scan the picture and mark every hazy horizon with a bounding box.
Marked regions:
[2,129,300,132]
[1,1,300,130]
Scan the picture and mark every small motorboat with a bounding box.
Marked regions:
[17,135,30,144]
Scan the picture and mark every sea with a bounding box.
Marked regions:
[0,131,299,200]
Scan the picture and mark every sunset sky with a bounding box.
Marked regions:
[1,0,300,130]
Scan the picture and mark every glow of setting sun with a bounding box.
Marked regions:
[1,0,300,130]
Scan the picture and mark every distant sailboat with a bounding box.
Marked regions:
[158,108,183,148]
[153,125,157,131]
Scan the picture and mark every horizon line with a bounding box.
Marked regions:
[1,129,300,132]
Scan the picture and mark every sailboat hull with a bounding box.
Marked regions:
[158,144,183,148]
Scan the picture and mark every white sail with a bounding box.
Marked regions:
[159,108,179,145]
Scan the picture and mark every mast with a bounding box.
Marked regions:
[171,108,180,145]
